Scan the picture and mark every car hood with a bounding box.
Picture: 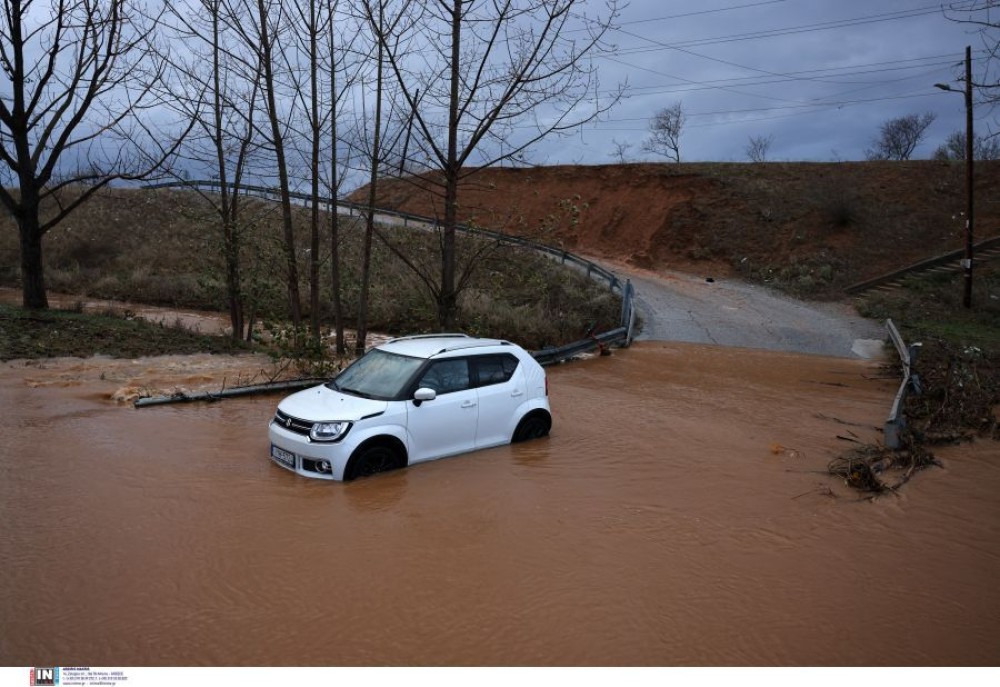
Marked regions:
[278,385,389,422]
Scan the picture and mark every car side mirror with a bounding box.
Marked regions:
[413,387,436,407]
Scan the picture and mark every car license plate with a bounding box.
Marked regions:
[271,444,296,469]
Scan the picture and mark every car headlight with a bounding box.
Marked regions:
[310,421,351,442]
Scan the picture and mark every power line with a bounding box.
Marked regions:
[598,92,999,137]
[611,3,978,56]
[615,0,791,27]
[607,53,963,94]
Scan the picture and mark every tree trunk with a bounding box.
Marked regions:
[308,0,322,341]
[330,127,345,355]
[356,1,384,356]
[440,166,458,329]
[213,6,244,343]
[223,217,245,341]
[257,0,302,327]
[438,0,461,330]
[18,209,48,310]
[328,0,345,356]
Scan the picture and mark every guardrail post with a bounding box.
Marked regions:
[884,319,922,449]
[620,279,629,326]
[623,280,636,346]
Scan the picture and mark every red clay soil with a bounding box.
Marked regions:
[356,161,1000,298]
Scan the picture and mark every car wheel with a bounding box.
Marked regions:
[512,412,551,443]
[346,443,404,481]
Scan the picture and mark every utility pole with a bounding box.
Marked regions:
[934,45,974,308]
[963,44,974,309]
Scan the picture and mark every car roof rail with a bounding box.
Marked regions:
[387,333,472,343]
[433,339,514,355]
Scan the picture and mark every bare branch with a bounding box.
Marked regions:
[642,102,685,163]
[865,112,936,161]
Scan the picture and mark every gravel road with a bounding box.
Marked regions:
[618,266,886,359]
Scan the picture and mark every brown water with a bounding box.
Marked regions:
[2,342,999,666]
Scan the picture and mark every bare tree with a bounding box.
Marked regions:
[364,0,623,328]
[285,0,335,341]
[864,112,936,161]
[284,0,364,351]
[745,134,774,163]
[642,102,685,163]
[161,0,264,341]
[324,0,363,356]
[610,138,632,164]
[0,0,185,309]
[354,0,394,354]
[222,0,303,327]
[933,130,1000,160]
[945,3,1000,135]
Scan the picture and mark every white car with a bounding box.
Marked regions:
[268,334,552,480]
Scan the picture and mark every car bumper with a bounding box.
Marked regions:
[268,422,351,481]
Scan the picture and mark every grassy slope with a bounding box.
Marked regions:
[0,303,244,361]
[0,187,622,354]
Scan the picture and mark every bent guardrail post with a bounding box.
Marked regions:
[624,280,637,346]
[611,279,632,329]
[884,319,922,449]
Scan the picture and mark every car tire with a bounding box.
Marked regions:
[512,411,551,443]
[346,443,405,481]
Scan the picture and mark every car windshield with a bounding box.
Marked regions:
[327,349,424,400]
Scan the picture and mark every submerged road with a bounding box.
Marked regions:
[611,264,885,359]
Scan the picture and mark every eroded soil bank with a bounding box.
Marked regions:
[1,343,998,665]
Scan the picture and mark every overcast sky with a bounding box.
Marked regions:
[530,0,987,165]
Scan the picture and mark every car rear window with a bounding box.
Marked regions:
[473,354,519,387]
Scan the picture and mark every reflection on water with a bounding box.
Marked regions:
[1,342,999,666]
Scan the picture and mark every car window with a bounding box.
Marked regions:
[473,354,520,387]
[328,349,424,399]
[416,359,471,395]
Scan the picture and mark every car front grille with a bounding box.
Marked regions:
[273,409,313,437]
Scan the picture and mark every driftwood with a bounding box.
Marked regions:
[828,443,941,493]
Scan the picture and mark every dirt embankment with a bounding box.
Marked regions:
[358,161,1000,298]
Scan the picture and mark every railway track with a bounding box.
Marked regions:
[845,235,1000,295]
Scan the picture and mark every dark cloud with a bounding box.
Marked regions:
[533,0,980,164]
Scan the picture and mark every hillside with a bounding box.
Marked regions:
[356,161,1000,298]
[0,188,621,350]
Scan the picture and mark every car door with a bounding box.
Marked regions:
[405,357,478,463]
[471,353,526,448]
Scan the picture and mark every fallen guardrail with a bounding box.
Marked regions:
[133,378,327,408]
[883,319,922,449]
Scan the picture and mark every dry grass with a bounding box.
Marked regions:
[0,186,622,350]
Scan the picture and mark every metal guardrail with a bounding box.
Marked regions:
[533,281,637,366]
[145,179,637,364]
[884,319,922,449]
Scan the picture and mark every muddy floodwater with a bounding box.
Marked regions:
[1,342,999,666]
